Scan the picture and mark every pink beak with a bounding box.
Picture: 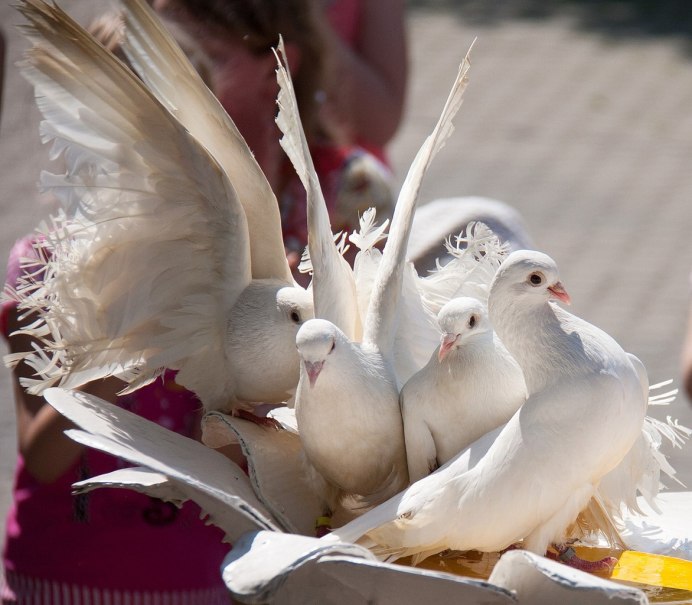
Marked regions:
[305,361,324,388]
[438,333,458,362]
[548,281,571,305]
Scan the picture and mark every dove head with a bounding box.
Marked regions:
[296,319,345,388]
[276,285,314,328]
[489,250,571,311]
[437,297,491,361]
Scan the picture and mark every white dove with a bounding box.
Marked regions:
[8,0,313,412]
[327,249,647,572]
[291,49,474,529]
[346,216,509,387]
[402,297,527,483]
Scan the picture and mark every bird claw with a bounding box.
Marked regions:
[548,546,617,573]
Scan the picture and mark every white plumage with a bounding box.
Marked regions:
[327,250,647,564]
[274,41,361,342]
[295,318,408,514]
[402,296,527,483]
[7,0,313,411]
[291,49,474,517]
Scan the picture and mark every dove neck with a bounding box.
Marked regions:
[491,300,580,393]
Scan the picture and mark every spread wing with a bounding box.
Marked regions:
[120,0,292,283]
[274,40,361,339]
[363,45,474,358]
[44,388,280,542]
[10,0,250,400]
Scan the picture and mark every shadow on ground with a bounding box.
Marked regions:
[407,0,692,53]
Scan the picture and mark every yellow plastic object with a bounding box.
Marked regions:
[402,547,692,603]
[610,550,692,592]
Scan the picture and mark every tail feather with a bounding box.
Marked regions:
[417,221,508,316]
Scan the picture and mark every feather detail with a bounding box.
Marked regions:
[12,0,251,409]
[298,231,349,275]
[275,39,361,340]
[349,208,390,253]
[364,45,474,355]
[119,0,291,283]
[418,221,508,315]
[597,399,689,522]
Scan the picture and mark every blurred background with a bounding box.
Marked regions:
[1,0,691,559]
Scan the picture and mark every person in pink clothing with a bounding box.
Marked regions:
[1,1,407,602]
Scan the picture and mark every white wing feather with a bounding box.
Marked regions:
[597,378,689,519]
[418,221,508,315]
[274,40,361,339]
[119,0,291,283]
[11,0,248,406]
[349,209,387,330]
[364,47,474,356]
[44,388,280,542]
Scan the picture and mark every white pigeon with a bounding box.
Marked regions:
[346,216,509,387]
[402,297,527,483]
[327,249,647,571]
[291,49,474,524]
[7,0,313,411]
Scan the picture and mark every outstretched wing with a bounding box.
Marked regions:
[44,388,280,542]
[363,45,474,357]
[274,40,361,340]
[10,0,249,402]
[120,0,292,283]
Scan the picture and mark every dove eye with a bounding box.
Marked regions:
[529,272,544,286]
[467,315,476,329]
[290,310,301,323]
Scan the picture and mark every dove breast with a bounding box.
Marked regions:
[401,297,526,482]
[295,319,407,500]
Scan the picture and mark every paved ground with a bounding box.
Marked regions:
[1,0,692,567]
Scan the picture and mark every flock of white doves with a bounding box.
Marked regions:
[8,0,688,571]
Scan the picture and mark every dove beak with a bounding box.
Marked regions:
[305,361,324,388]
[548,281,571,305]
[438,334,458,362]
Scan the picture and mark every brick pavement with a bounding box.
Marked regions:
[1,1,691,568]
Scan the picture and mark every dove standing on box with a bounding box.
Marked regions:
[328,249,647,571]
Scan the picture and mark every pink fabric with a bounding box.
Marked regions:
[325,0,361,47]
[1,237,231,600]
[1,571,231,605]
[0,236,36,338]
